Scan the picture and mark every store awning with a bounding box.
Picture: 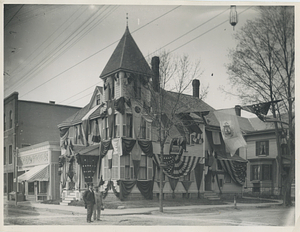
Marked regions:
[18,164,49,182]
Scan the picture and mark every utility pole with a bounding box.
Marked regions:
[15,147,18,206]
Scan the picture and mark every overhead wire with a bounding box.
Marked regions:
[6,5,84,90]
[19,5,181,99]
[4,4,24,28]
[7,5,107,92]
[63,6,253,105]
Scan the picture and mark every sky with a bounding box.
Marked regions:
[2,2,286,116]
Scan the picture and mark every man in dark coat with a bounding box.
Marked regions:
[83,183,95,223]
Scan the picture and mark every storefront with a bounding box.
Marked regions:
[17,141,61,201]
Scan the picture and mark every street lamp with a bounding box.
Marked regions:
[229,5,238,30]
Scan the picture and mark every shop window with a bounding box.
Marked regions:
[262,164,272,180]
[256,141,269,156]
[138,155,147,180]
[9,145,12,164]
[38,182,47,193]
[123,114,133,138]
[28,182,34,195]
[9,111,13,128]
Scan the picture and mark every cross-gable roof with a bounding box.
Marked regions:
[100,26,152,79]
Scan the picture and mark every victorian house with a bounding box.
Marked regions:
[57,25,249,203]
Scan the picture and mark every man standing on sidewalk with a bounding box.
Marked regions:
[83,183,95,223]
[93,186,103,221]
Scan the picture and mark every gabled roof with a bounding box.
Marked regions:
[100,26,152,79]
[58,86,103,128]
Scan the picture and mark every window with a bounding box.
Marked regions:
[9,145,12,164]
[138,155,147,180]
[120,155,134,180]
[141,118,146,139]
[4,147,6,165]
[4,114,6,131]
[9,111,13,128]
[123,114,133,138]
[256,141,269,156]
[96,94,101,105]
[114,114,120,138]
[38,181,47,193]
[262,164,272,180]
[134,78,141,99]
[251,165,260,181]
[28,182,34,195]
[104,117,109,140]
[224,173,231,183]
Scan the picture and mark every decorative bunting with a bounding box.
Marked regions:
[218,156,247,186]
[138,139,153,157]
[241,100,282,121]
[177,113,202,134]
[80,155,99,183]
[122,138,136,156]
[91,120,101,143]
[194,163,204,193]
[115,97,126,115]
[214,111,247,156]
[107,100,115,138]
[136,180,154,200]
[131,100,142,138]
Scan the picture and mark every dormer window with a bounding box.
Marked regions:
[96,94,100,105]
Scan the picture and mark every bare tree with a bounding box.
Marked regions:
[226,6,294,206]
[140,51,207,212]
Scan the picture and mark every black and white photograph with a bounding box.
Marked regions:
[2,1,297,230]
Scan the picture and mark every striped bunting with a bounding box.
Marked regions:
[219,159,247,186]
[153,154,201,179]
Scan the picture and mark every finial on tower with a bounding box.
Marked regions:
[126,13,128,27]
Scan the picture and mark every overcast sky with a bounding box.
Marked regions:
[3,3,289,116]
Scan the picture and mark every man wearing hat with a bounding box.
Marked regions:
[83,183,95,223]
[93,186,103,221]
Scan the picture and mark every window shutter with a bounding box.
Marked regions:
[266,141,269,156]
[256,142,259,156]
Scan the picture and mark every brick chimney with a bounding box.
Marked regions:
[151,56,160,92]
[235,105,242,116]
[192,79,200,98]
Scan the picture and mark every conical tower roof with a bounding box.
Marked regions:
[100,26,152,79]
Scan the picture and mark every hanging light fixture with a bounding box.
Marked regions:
[229,5,238,30]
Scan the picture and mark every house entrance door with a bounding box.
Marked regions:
[205,171,212,191]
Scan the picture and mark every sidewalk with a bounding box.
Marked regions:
[4,197,284,216]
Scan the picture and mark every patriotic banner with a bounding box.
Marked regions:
[80,155,99,183]
[107,100,115,138]
[154,154,202,179]
[112,138,122,156]
[218,156,247,186]
[131,100,142,138]
[241,100,282,121]
[214,111,247,156]
[91,119,101,143]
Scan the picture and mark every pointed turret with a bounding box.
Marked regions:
[100,26,152,79]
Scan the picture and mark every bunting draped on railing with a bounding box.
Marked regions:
[168,177,179,198]
[120,180,136,200]
[136,180,154,200]
[218,156,247,186]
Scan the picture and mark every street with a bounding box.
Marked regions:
[4,203,295,226]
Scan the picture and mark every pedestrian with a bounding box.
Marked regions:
[83,183,95,223]
[93,186,103,221]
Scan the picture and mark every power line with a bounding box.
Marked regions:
[4,4,24,28]
[19,5,182,99]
